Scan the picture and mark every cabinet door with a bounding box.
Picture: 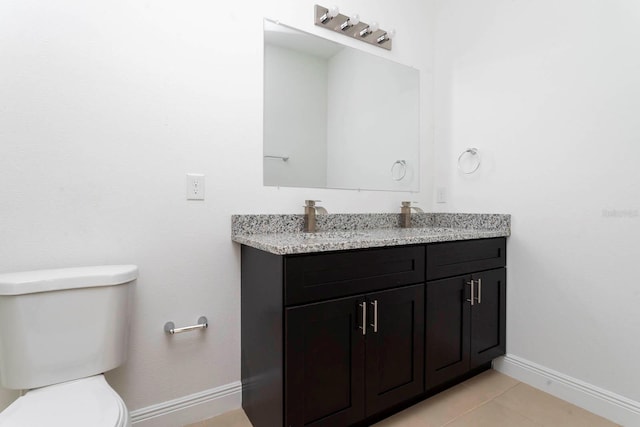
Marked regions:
[365,284,425,416]
[285,296,365,427]
[470,268,506,368]
[425,275,471,389]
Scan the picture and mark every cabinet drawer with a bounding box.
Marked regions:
[426,238,505,280]
[285,246,425,305]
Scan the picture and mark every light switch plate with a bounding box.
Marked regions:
[436,187,447,204]
[186,174,205,200]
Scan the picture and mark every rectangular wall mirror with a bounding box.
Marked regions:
[263,20,420,192]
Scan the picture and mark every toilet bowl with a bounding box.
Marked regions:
[0,375,130,427]
[0,265,137,427]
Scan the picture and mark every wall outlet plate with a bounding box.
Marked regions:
[186,174,205,200]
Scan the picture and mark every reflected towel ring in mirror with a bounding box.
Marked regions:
[391,160,407,181]
[457,148,480,174]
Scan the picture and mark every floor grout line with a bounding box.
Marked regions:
[490,398,548,427]
[439,379,523,427]
[489,379,522,400]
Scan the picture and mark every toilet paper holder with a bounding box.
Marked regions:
[164,316,208,335]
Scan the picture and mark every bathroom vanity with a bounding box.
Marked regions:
[233,214,509,427]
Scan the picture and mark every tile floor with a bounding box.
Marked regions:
[185,370,619,427]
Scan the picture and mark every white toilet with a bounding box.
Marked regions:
[0,265,138,427]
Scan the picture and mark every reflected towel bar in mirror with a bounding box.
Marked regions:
[264,155,290,162]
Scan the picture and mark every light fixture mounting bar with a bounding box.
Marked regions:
[314,5,392,51]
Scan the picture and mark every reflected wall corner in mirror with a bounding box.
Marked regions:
[263,19,421,193]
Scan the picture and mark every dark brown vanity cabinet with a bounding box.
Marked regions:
[241,237,507,427]
[241,245,425,427]
[286,284,424,427]
[425,238,507,390]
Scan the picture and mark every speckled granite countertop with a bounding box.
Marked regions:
[231,213,510,255]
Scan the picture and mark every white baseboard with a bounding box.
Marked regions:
[130,381,242,427]
[494,354,640,426]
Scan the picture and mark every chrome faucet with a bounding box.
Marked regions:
[400,201,423,228]
[304,200,328,233]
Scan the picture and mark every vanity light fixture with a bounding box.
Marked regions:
[314,4,393,51]
[339,13,359,30]
[358,21,379,37]
[319,5,339,23]
[377,29,396,44]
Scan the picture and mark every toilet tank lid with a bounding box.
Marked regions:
[0,265,138,296]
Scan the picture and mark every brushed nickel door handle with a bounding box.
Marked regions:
[466,280,475,306]
[359,301,367,336]
[369,300,378,333]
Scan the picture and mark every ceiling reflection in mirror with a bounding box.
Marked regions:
[263,20,420,192]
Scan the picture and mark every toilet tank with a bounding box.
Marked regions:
[0,265,137,390]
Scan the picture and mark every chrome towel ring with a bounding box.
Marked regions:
[457,148,481,174]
